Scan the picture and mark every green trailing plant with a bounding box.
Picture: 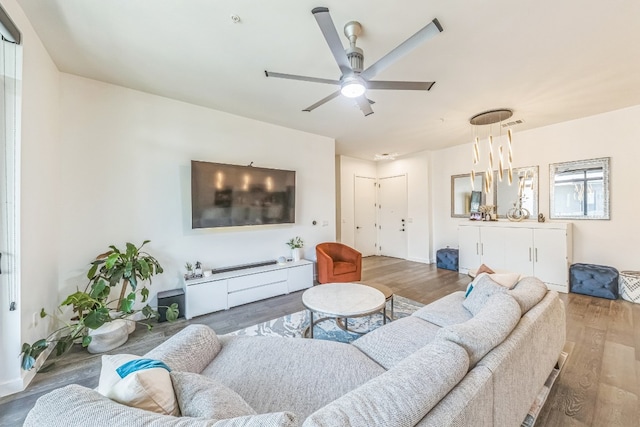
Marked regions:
[286,236,304,249]
[20,240,179,371]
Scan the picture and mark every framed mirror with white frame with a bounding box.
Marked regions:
[493,166,539,219]
[549,157,610,220]
[451,173,484,218]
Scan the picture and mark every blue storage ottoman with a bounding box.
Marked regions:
[436,248,459,271]
[570,263,619,300]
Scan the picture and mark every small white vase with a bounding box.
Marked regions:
[292,248,304,262]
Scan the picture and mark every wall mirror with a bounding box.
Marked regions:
[451,173,484,218]
[493,166,538,219]
[549,157,610,220]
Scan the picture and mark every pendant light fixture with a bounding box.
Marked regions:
[469,109,515,193]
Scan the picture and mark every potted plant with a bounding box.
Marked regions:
[20,240,179,371]
[286,236,304,262]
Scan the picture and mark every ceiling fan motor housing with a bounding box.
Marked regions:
[344,21,364,73]
[346,46,364,73]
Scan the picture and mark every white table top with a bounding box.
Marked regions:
[302,283,385,317]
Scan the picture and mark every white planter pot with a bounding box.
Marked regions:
[292,248,304,262]
[87,319,129,354]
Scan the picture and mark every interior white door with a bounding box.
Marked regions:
[378,175,408,259]
[354,176,377,256]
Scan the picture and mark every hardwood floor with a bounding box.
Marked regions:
[1,256,638,426]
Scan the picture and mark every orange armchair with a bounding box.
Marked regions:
[316,242,362,284]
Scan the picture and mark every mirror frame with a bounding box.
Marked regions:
[549,157,610,220]
[493,166,539,219]
[451,173,484,218]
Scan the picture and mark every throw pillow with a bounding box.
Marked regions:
[462,274,508,315]
[97,354,178,415]
[476,264,495,275]
[488,272,521,289]
[170,371,256,419]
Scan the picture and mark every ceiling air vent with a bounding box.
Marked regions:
[501,119,524,128]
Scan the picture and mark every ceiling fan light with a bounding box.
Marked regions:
[340,77,366,98]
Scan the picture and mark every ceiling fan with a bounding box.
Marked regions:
[265,7,443,116]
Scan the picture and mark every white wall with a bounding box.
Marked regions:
[0,0,60,396]
[57,74,336,302]
[432,105,640,270]
[337,153,432,263]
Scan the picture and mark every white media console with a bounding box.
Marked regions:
[182,259,314,319]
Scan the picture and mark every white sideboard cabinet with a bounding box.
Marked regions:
[183,260,313,319]
[458,221,573,293]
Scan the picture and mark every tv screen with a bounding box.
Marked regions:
[191,160,296,229]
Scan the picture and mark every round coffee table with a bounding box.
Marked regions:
[302,283,386,338]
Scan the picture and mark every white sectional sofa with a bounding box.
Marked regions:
[24,275,566,426]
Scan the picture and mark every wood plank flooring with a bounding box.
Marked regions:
[1,256,638,426]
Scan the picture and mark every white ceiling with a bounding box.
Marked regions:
[16,0,640,160]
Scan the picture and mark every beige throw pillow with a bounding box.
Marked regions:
[97,354,178,416]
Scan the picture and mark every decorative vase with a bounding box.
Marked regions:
[292,248,304,262]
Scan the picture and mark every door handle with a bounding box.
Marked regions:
[476,243,479,255]
[535,248,538,262]
[529,248,532,262]
[356,226,361,229]
[481,243,484,256]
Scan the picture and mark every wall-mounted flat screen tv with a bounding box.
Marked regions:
[191,160,296,229]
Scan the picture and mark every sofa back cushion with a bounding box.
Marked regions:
[508,276,548,313]
[24,384,298,427]
[303,339,469,427]
[438,292,521,367]
[144,324,221,374]
[462,274,508,315]
[171,372,256,419]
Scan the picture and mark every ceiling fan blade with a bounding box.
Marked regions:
[360,18,443,81]
[302,90,341,112]
[355,95,374,116]
[367,81,435,91]
[311,7,353,76]
[265,71,340,85]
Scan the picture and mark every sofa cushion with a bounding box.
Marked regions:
[24,384,298,427]
[144,324,221,373]
[204,335,385,419]
[303,339,469,427]
[352,316,440,369]
[508,276,548,313]
[97,354,178,415]
[171,371,256,419]
[412,291,473,327]
[463,274,508,315]
[438,292,522,367]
